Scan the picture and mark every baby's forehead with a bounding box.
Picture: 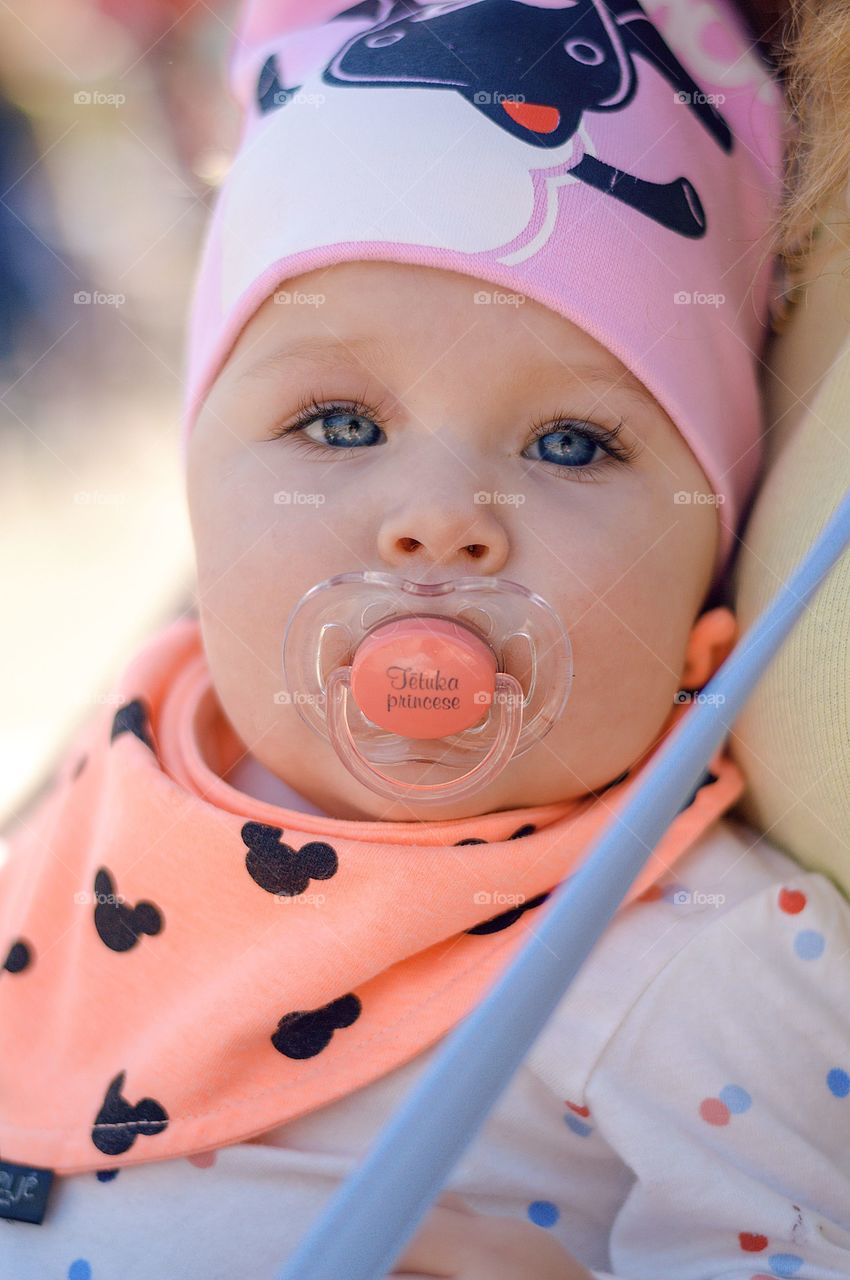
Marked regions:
[230,259,655,403]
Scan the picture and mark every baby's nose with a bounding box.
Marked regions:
[377,501,509,574]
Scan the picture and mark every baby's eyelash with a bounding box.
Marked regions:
[267,396,644,469]
[526,411,642,466]
[268,393,390,442]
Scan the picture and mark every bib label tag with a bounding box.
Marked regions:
[0,1160,54,1224]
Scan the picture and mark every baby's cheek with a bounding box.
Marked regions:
[190,448,270,576]
[564,573,687,760]
[267,507,338,584]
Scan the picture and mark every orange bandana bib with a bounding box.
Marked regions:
[0,616,743,1177]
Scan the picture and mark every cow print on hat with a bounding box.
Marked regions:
[110,698,155,751]
[272,993,362,1060]
[91,1070,169,1156]
[93,868,164,953]
[258,0,735,238]
[242,822,339,896]
[2,938,32,973]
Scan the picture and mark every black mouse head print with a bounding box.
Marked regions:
[272,993,362,1059]
[92,868,164,953]
[2,938,32,974]
[454,822,536,846]
[110,698,155,752]
[453,824,548,933]
[241,821,339,897]
[466,887,552,935]
[257,0,733,237]
[91,1070,169,1157]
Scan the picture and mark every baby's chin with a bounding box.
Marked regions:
[313,779,530,825]
[259,742,615,824]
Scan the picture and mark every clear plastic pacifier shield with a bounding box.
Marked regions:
[281,571,573,804]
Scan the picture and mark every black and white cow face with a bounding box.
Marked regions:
[257,0,734,238]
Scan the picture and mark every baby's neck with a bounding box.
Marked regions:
[224,752,331,818]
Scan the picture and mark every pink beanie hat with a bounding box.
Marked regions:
[181,0,785,586]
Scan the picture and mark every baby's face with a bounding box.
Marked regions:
[187,261,717,821]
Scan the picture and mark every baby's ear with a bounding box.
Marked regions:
[680,606,738,689]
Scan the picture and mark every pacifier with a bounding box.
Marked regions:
[281,571,573,803]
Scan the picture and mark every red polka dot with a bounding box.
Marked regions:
[187,1149,218,1168]
[739,1233,768,1252]
[778,888,807,915]
[565,1101,591,1117]
[699,1097,730,1125]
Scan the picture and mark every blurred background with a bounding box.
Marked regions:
[0,0,240,827]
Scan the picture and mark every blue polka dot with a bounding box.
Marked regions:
[827,1068,850,1098]
[794,929,825,960]
[564,1114,593,1138]
[768,1253,804,1276]
[527,1200,560,1228]
[718,1085,752,1114]
[67,1262,92,1280]
[95,1169,119,1182]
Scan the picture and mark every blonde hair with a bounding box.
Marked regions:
[774,0,850,276]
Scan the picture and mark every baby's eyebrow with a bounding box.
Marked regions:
[529,360,661,415]
[235,334,659,416]
[234,335,392,386]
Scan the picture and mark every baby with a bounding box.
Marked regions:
[188,257,723,822]
[2,2,850,1278]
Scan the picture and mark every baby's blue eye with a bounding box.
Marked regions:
[523,427,603,468]
[276,401,631,473]
[303,411,385,448]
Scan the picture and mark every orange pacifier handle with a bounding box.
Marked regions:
[348,616,497,739]
[281,570,573,802]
